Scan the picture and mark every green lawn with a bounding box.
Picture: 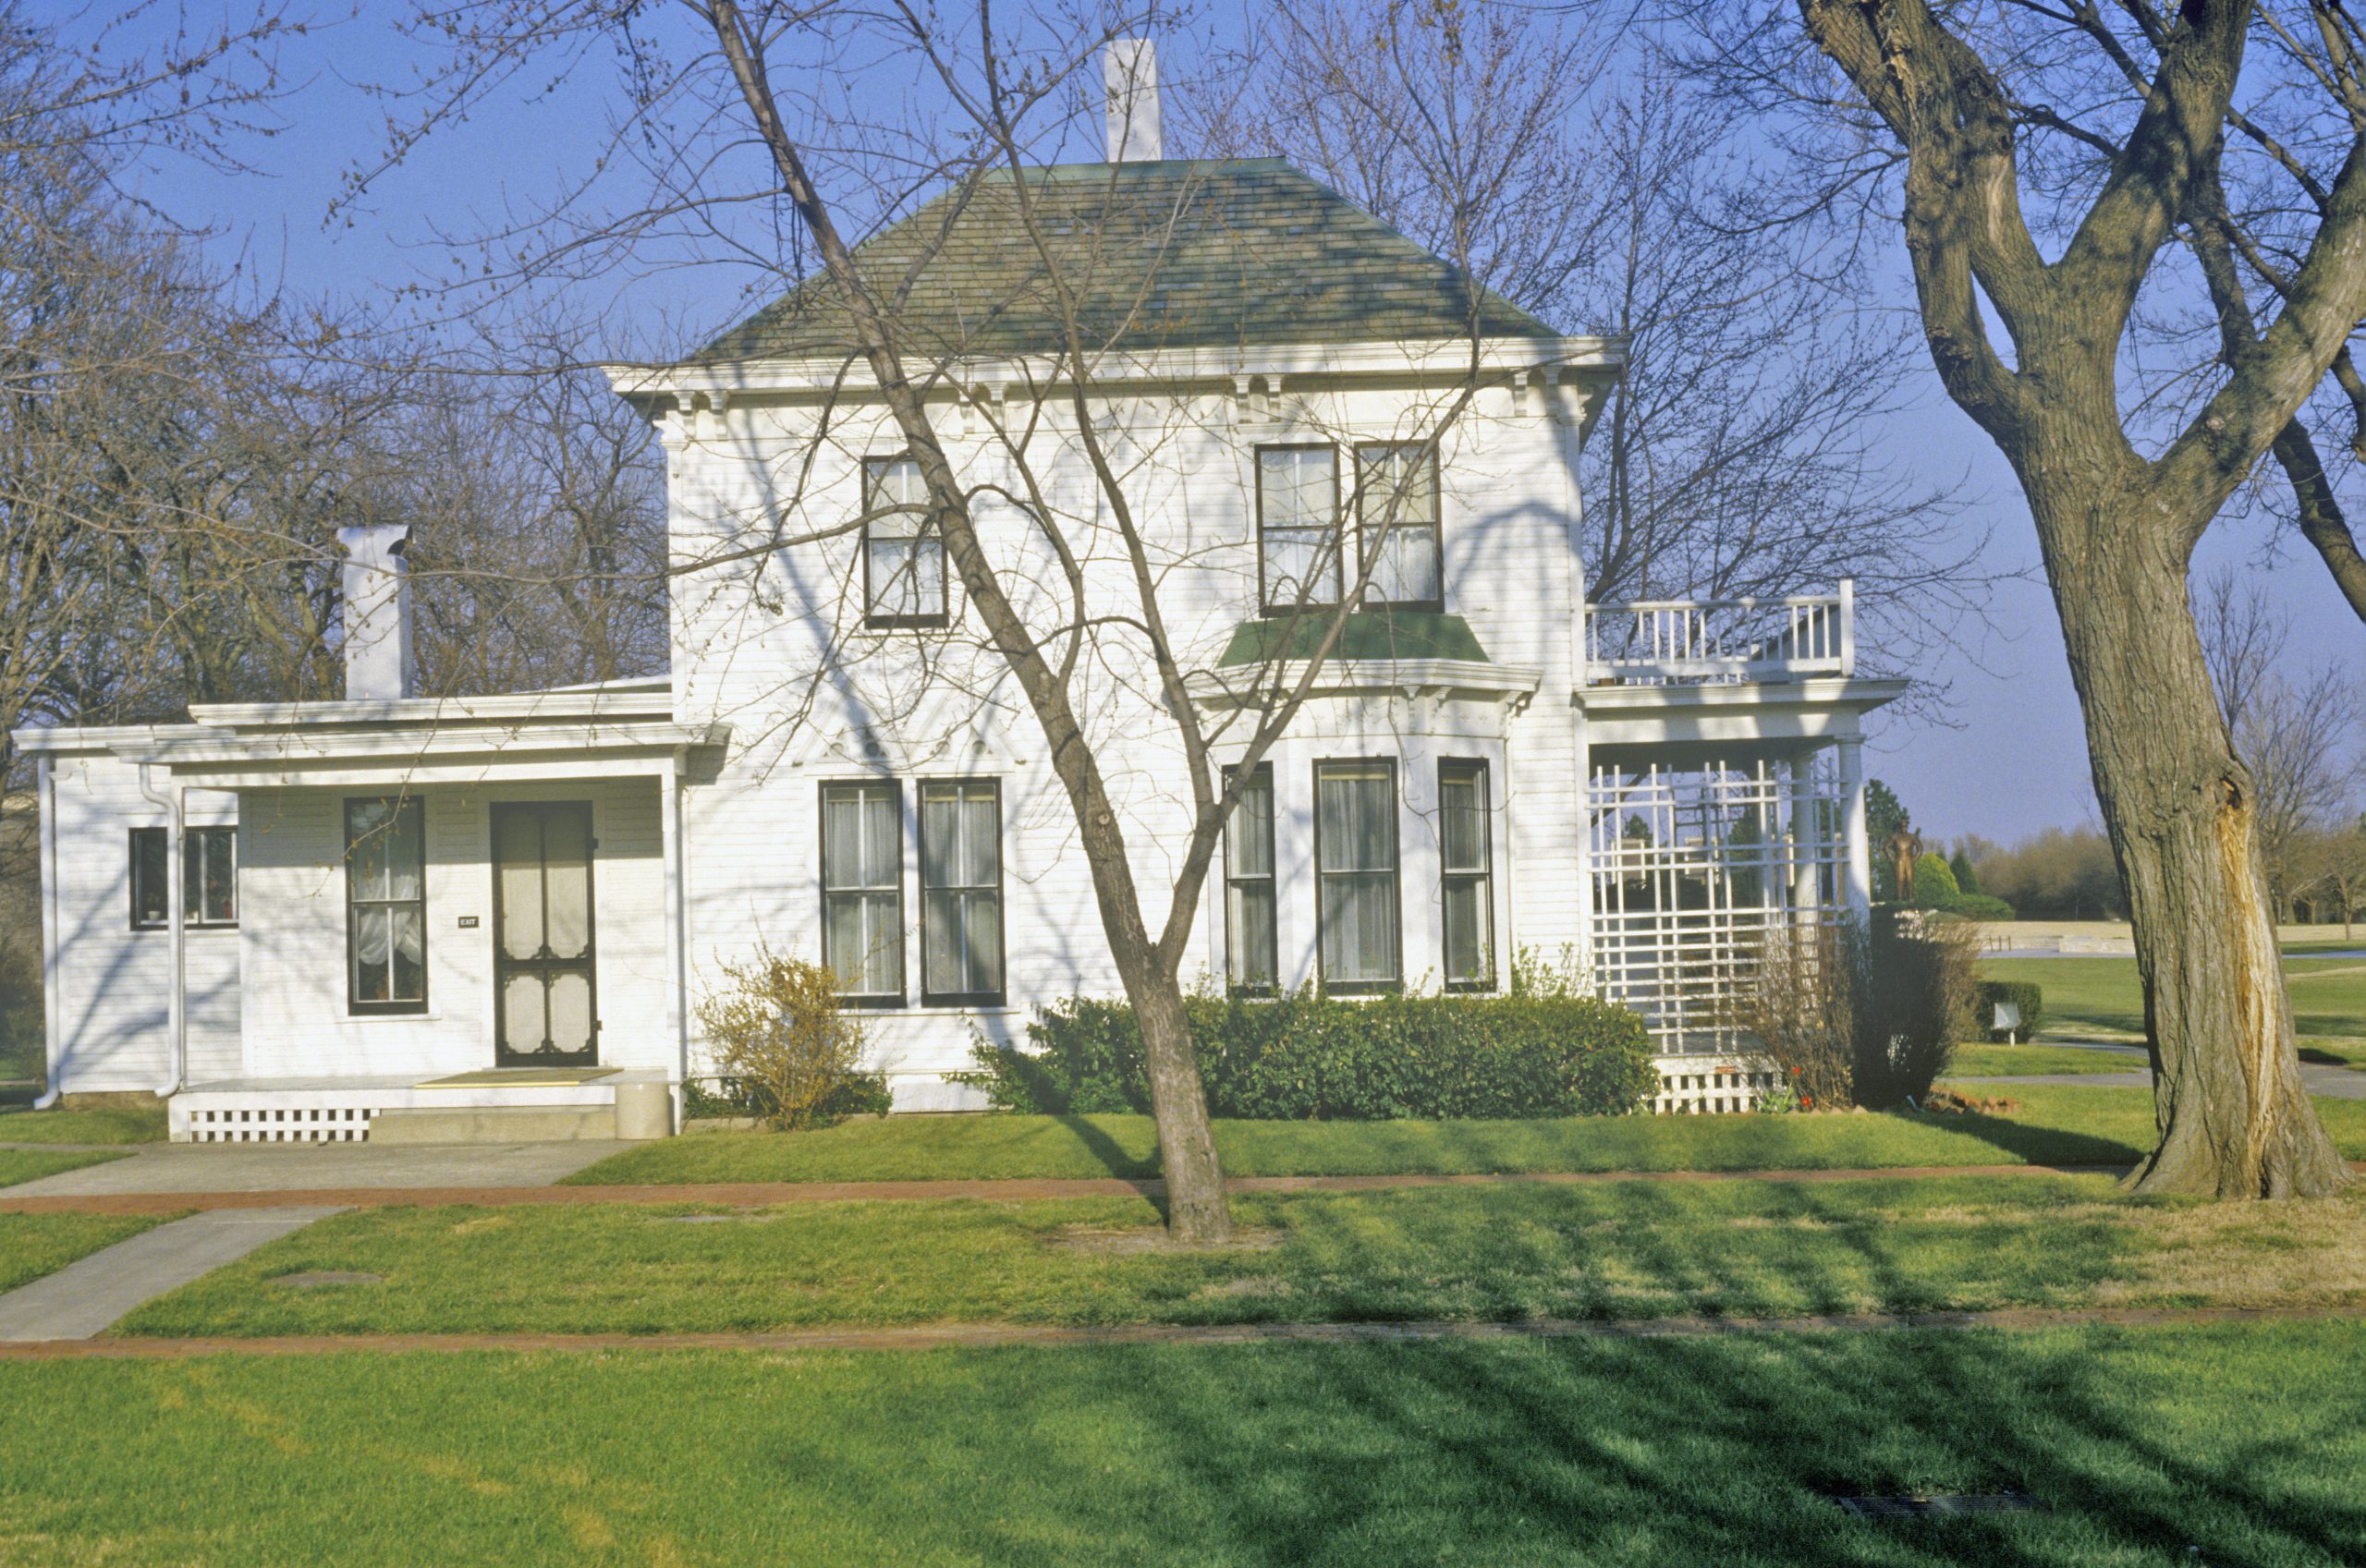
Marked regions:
[1946,1042,2141,1076]
[1,1324,2360,1565]
[0,1148,128,1188]
[1984,952,2366,1044]
[574,1085,2366,1185]
[0,1103,168,1145]
[0,1213,166,1293]
[118,1174,2366,1338]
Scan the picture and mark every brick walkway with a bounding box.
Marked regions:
[0,1161,2156,1217]
[3,1301,2360,1362]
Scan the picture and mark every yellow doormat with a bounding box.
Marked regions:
[415,1067,619,1089]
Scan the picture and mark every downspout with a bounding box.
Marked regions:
[31,757,63,1111]
[661,754,689,1131]
[137,763,186,1098]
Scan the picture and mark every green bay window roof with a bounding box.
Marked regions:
[1215,611,1491,668]
[696,160,1559,363]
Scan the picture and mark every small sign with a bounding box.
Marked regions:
[457,916,481,929]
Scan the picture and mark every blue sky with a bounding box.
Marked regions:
[102,6,2361,845]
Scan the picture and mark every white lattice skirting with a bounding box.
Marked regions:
[1651,1059,1786,1114]
[185,1105,375,1142]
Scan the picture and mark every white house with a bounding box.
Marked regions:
[14,57,1903,1141]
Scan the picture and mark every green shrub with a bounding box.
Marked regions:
[1853,909,1982,1107]
[692,942,884,1129]
[1965,978,2043,1042]
[1909,852,1960,908]
[1938,891,2017,921]
[952,978,1658,1121]
[1948,848,1982,895]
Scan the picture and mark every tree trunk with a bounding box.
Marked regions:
[2030,461,2349,1197]
[1128,972,1233,1243]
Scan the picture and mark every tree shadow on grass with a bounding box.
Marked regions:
[1898,1107,2144,1170]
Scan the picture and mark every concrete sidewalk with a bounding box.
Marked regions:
[0,1208,344,1341]
[1966,1039,2366,1099]
[3,1138,628,1197]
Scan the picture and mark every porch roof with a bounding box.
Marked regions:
[1579,675,1909,752]
[105,718,726,790]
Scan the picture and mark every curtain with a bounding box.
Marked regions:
[921,782,1001,997]
[1357,444,1440,604]
[1260,446,1339,606]
[1317,764,1398,984]
[823,784,903,995]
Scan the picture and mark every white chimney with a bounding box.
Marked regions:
[336,520,415,701]
[1104,39,1162,163]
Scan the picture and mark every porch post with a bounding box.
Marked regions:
[1836,735,1872,919]
[660,761,688,1133]
[165,782,187,1094]
[1787,752,1819,923]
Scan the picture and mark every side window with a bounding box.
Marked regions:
[1314,760,1400,993]
[348,797,427,1015]
[1257,444,1341,614]
[130,826,238,930]
[1224,764,1277,992]
[1355,443,1442,610]
[821,781,906,1005]
[862,456,947,627]
[1439,760,1494,990]
[919,779,1004,1004]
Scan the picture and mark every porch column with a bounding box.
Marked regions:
[1836,735,1872,919]
[1787,753,1820,923]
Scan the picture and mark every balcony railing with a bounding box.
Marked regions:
[1584,579,1855,686]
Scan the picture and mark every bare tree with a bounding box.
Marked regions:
[1717,0,2361,1196]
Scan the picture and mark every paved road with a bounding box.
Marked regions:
[4,1138,628,1197]
[0,1208,344,1341]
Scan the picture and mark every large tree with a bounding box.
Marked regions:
[1759,0,2358,1195]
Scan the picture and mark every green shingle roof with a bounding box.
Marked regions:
[1216,611,1491,668]
[696,159,1558,363]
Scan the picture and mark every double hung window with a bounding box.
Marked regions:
[1315,760,1400,992]
[1354,443,1442,609]
[1438,760,1495,990]
[129,827,238,930]
[821,782,905,1004]
[347,797,427,1014]
[920,780,1004,1004]
[862,456,947,627]
[1223,765,1277,992]
[1257,445,1341,613]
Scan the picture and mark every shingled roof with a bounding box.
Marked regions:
[695,159,1560,364]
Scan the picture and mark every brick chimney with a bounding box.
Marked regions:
[336,520,415,701]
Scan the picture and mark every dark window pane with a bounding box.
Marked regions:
[131,830,168,928]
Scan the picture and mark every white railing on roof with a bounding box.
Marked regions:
[1584,579,1855,685]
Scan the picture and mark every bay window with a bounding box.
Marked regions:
[1315,760,1400,992]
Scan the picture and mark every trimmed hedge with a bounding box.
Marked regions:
[1966,978,2044,1042]
[1938,892,2017,921]
[952,987,1660,1120]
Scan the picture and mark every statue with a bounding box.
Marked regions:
[1887,827,1923,901]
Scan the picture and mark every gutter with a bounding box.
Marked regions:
[136,763,187,1098]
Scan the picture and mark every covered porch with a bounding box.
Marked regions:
[110,679,724,1142]
[1579,585,1906,1110]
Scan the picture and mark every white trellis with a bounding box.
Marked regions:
[1588,756,1848,1063]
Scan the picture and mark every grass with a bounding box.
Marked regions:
[1984,951,2366,1043]
[0,1148,128,1188]
[118,1174,2366,1337]
[0,1103,168,1145]
[1,1323,2361,1565]
[1946,1042,2140,1076]
[0,1213,167,1293]
[572,1084,2366,1186]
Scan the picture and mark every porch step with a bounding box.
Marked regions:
[367,1105,618,1145]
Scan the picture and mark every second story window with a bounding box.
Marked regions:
[862,456,947,628]
[1257,444,1340,614]
[1356,443,1442,609]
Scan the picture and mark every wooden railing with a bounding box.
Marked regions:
[1584,580,1855,685]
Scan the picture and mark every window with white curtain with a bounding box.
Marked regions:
[821,781,905,1004]
[1439,760,1495,990]
[1257,444,1340,613]
[862,456,947,627]
[130,826,237,930]
[1315,760,1400,992]
[921,779,1003,1003]
[347,797,426,1014]
[1224,763,1277,992]
[1355,442,1443,609]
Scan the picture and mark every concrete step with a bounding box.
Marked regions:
[369,1104,618,1145]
